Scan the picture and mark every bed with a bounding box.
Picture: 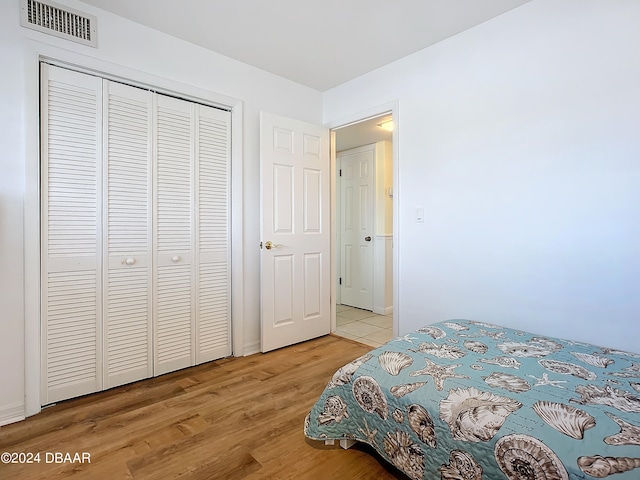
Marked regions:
[304,320,640,479]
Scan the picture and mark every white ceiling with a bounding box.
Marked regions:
[79,0,531,92]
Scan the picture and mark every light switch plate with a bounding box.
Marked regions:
[416,207,424,223]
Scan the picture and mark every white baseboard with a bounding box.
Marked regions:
[243,340,260,356]
[373,306,393,316]
[0,402,25,427]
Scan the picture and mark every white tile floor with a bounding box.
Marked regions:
[335,304,393,348]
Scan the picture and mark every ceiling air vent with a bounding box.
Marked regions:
[20,0,97,47]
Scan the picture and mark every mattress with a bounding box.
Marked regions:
[304,320,640,479]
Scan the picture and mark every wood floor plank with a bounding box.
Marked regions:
[0,335,408,479]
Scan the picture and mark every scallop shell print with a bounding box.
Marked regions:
[539,359,597,381]
[352,375,388,419]
[439,386,522,442]
[416,325,446,339]
[577,456,640,478]
[479,356,522,369]
[483,372,531,393]
[439,450,483,480]
[464,340,488,354]
[494,434,568,480]
[390,382,427,398]
[327,353,373,388]
[383,430,425,480]
[378,351,413,376]
[603,411,640,446]
[532,401,595,439]
[406,404,436,448]
[571,384,640,413]
[317,395,349,425]
[571,352,615,368]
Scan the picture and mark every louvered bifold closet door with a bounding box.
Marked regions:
[41,64,102,404]
[154,94,195,375]
[195,105,231,363]
[103,81,153,388]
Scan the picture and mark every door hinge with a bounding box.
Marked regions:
[339,277,342,285]
[259,241,263,249]
[339,169,342,176]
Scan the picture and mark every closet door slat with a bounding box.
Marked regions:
[41,64,102,405]
[103,81,153,388]
[196,105,231,363]
[154,94,195,375]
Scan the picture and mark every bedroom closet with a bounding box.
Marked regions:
[40,64,231,405]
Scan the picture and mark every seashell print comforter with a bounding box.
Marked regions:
[304,320,640,479]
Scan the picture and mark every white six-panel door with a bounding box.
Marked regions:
[260,112,330,352]
[339,145,375,310]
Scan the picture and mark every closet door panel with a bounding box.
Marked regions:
[155,94,195,374]
[41,64,102,404]
[103,81,153,388]
[196,105,232,363]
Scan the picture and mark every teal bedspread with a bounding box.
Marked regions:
[304,320,640,479]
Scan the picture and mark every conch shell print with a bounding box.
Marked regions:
[571,384,640,413]
[416,325,446,339]
[605,363,640,378]
[443,321,468,331]
[479,355,522,369]
[439,450,483,480]
[539,359,597,381]
[603,411,640,446]
[439,386,522,442]
[467,320,502,329]
[411,342,467,360]
[464,340,488,354]
[317,395,349,425]
[494,434,568,480]
[352,375,388,419]
[532,401,595,439]
[327,353,373,388]
[390,382,427,398]
[406,404,436,448]
[571,351,615,368]
[601,347,640,359]
[383,430,425,480]
[577,455,640,478]
[498,337,562,358]
[392,408,404,424]
[378,351,413,376]
[482,372,531,393]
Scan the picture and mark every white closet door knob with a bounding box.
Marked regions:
[125,258,136,266]
[172,256,181,263]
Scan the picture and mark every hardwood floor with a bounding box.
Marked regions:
[0,335,408,479]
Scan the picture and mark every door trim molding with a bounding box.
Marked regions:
[24,46,244,417]
[325,101,400,337]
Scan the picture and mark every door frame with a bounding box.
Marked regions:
[326,101,400,338]
[24,50,245,417]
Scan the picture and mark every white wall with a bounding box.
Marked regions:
[0,0,322,424]
[324,0,640,352]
